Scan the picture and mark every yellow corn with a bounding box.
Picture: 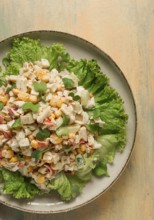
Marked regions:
[56,99,63,108]
[36,174,45,184]
[28,135,34,140]
[12,88,20,95]
[31,140,39,149]
[36,71,44,78]
[0,95,9,104]
[2,149,14,159]
[49,113,56,120]
[68,133,76,139]
[50,100,57,107]
[29,95,37,103]
[10,156,18,163]
[50,134,63,144]
[16,91,37,103]
[55,110,62,118]
[17,92,29,101]
[42,75,49,82]
[80,144,86,152]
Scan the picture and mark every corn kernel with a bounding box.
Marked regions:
[42,75,49,82]
[50,134,63,144]
[49,113,56,120]
[80,144,86,152]
[55,110,62,118]
[36,174,45,184]
[50,100,57,107]
[17,92,29,101]
[0,95,9,104]
[12,88,20,95]
[2,149,14,159]
[36,71,44,79]
[29,95,37,103]
[28,135,34,140]
[10,156,18,163]
[31,140,39,149]
[56,99,62,108]
[68,133,75,139]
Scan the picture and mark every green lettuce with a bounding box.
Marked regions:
[2,37,70,75]
[76,155,96,181]
[0,168,40,199]
[67,59,109,90]
[47,172,85,201]
[95,132,126,163]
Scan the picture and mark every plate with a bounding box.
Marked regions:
[0,30,137,213]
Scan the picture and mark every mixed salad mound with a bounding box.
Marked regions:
[0,37,128,201]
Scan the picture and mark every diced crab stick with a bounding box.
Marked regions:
[43,118,55,126]
[38,141,48,147]
[2,131,12,139]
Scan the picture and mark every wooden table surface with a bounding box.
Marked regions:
[0,0,153,219]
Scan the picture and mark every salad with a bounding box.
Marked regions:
[0,37,128,201]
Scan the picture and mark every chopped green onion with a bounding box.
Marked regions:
[22,102,40,112]
[31,150,43,160]
[73,95,80,101]
[62,78,74,89]
[68,92,80,101]
[61,114,70,127]
[33,81,47,94]
[36,129,50,141]
[0,102,4,110]
[12,118,22,128]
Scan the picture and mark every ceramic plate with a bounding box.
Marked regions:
[0,31,137,213]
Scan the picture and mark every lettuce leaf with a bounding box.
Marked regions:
[47,172,85,201]
[67,175,85,198]
[76,155,96,181]
[67,59,109,90]
[0,168,40,199]
[2,37,70,75]
[95,132,126,163]
[47,173,72,201]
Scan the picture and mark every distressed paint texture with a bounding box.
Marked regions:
[0,0,154,220]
